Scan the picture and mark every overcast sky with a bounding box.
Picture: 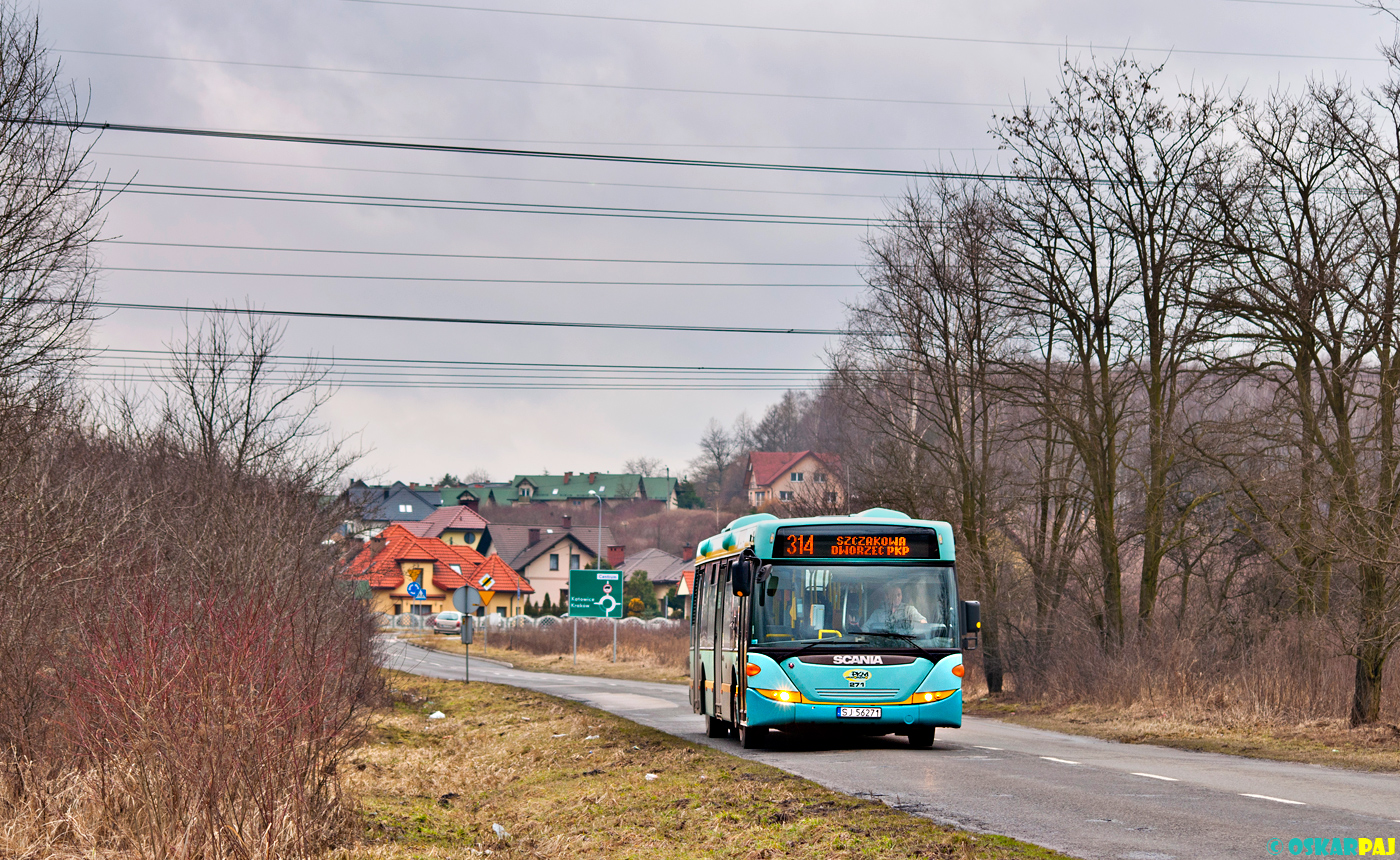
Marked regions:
[40,0,1395,484]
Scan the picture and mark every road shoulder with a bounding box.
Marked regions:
[347,671,1072,859]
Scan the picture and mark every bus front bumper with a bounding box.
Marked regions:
[745,689,962,730]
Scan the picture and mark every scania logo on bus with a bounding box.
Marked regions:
[833,655,886,665]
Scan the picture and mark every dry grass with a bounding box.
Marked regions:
[407,633,689,685]
[342,671,1070,860]
[403,622,689,685]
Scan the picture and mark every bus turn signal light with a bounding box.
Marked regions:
[952,664,965,678]
[745,662,762,677]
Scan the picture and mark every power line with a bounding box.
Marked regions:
[58,49,1018,108]
[79,179,881,225]
[78,372,821,391]
[87,363,825,380]
[97,347,835,373]
[46,119,984,178]
[338,0,1384,62]
[85,300,848,335]
[105,137,992,155]
[91,150,899,200]
[103,240,859,268]
[104,266,860,288]
[1220,0,1366,6]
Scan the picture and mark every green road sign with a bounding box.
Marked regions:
[568,569,622,618]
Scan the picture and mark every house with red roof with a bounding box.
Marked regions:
[398,504,490,552]
[745,451,844,509]
[344,523,533,619]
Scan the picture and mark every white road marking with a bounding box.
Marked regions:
[1131,772,1179,781]
[1240,793,1306,805]
[975,745,1004,751]
[1041,756,1081,765]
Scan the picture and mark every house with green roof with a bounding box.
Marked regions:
[511,472,677,509]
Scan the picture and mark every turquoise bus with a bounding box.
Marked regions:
[688,509,979,749]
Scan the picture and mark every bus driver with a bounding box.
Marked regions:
[864,584,926,632]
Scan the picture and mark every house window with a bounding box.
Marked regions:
[410,604,432,617]
[393,603,402,615]
[791,472,804,482]
[826,492,838,504]
[572,499,583,506]
[399,503,413,512]
[814,473,827,483]
[570,554,581,569]
[549,553,559,571]
[560,588,568,606]
[779,491,793,501]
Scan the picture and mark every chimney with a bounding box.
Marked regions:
[561,514,571,528]
[681,542,695,562]
[410,482,418,489]
[608,545,625,568]
[563,471,572,484]
[464,497,479,512]
[527,528,541,546]
[589,472,597,484]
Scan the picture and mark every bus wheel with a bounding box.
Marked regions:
[738,723,768,749]
[907,728,935,749]
[706,715,729,738]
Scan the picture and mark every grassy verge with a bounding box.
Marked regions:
[401,632,688,685]
[345,671,1071,860]
[964,695,1400,773]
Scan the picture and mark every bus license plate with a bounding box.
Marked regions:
[837,706,882,719]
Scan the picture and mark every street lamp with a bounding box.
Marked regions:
[587,487,616,663]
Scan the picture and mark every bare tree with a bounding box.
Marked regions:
[993,70,1138,648]
[0,4,106,414]
[1207,75,1400,725]
[835,182,1017,690]
[691,418,738,524]
[624,456,664,476]
[162,308,351,486]
[991,56,1235,642]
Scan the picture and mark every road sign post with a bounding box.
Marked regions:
[453,586,483,684]
[569,569,623,664]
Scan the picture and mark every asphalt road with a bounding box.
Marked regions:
[381,637,1400,860]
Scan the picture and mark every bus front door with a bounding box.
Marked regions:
[716,560,739,723]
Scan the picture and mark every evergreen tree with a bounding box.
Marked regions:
[624,570,659,617]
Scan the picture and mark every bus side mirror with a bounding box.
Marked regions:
[961,600,981,650]
[731,558,752,597]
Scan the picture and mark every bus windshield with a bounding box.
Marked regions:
[753,564,958,650]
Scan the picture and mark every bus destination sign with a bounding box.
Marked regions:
[773,528,939,560]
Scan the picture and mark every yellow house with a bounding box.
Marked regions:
[400,505,490,551]
[345,524,485,618]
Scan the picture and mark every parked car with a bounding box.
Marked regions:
[432,610,463,635]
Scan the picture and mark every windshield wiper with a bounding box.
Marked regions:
[774,635,873,662]
[858,631,942,663]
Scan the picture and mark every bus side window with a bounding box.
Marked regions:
[720,561,739,651]
[698,563,714,648]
